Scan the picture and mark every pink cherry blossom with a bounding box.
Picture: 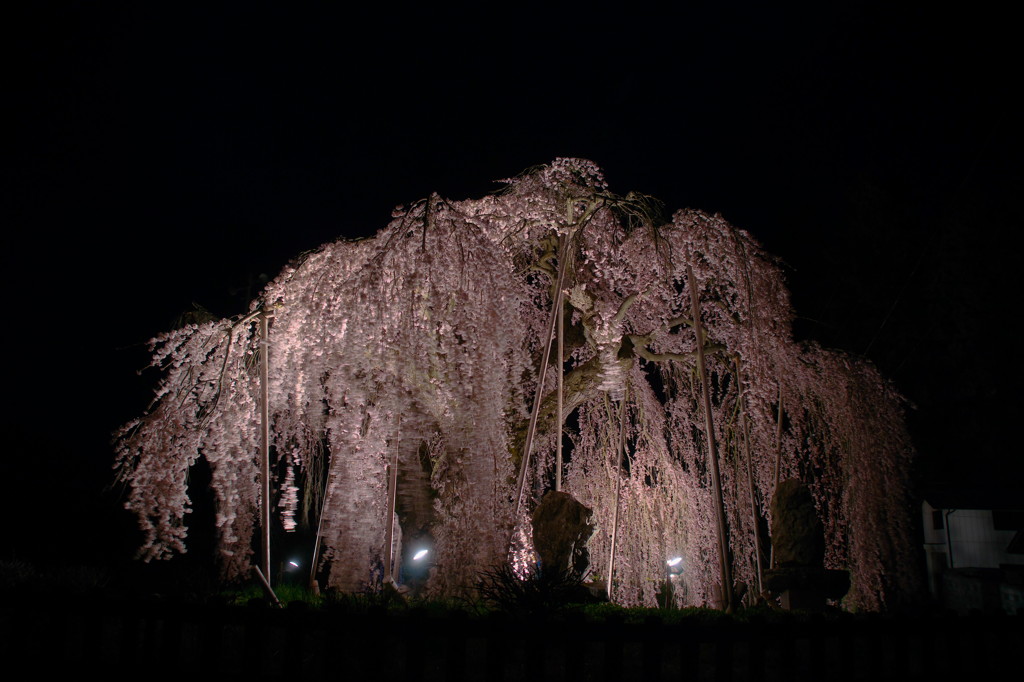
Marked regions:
[115,159,916,610]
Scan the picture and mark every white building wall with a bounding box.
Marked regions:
[921,503,1024,569]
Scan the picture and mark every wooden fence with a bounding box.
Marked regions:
[2,599,1021,680]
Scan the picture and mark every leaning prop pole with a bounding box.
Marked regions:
[742,410,764,596]
[511,231,572,533]
[555,280,565,492]
[605,387,628,600]
[259,308,274,586]
[736,360,764,597]
[686,264,734,611]
[770,385,784,569]
[383,448,400,584]
[308,461,332,593]
[772,384,784,491]
[253,566,282,607]
[309,501,325,591]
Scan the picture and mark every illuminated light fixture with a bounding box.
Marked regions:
[413,549,429,561]
[288,560,300,568]
[667,557,682,567]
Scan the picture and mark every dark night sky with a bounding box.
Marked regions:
[3,2,1020,567]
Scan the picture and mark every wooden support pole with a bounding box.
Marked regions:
[259,309,273,586]
[736,359,764,598]
[556,276,565,492]
[253,566,281,608]
[687,264,733,611]
[742,410,764,596]
[512,231,571,535]
[309,501,325,593]
[770,386,784,569]
[606,388,628,600]
[383,448,400,584]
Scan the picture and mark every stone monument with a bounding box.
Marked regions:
[764,478,850,610]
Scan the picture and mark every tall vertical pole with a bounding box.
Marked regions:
[772,385,784,490]
[259,309,273,586]
[383,449,400,584]
[555,255,565,492]
[770,386,784,569]
[736,360,764,598]
[308,453,332,593]
[742,410,764,596]
[512,231,572,529]
[309,497,325,591]
[687,265,733,611]
[605,388,628,600]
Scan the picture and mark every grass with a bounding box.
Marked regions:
[219,582,326,607]
[211,582,829,628]
[0,558,856,626]
[0,559,111,598]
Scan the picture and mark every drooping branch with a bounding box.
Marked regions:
[115,158,916,611]
[511,349,634,465]
[627,334,725,364]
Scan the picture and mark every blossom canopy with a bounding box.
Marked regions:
[115,158,917,610]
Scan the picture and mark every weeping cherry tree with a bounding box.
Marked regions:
[114,158,917,611]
